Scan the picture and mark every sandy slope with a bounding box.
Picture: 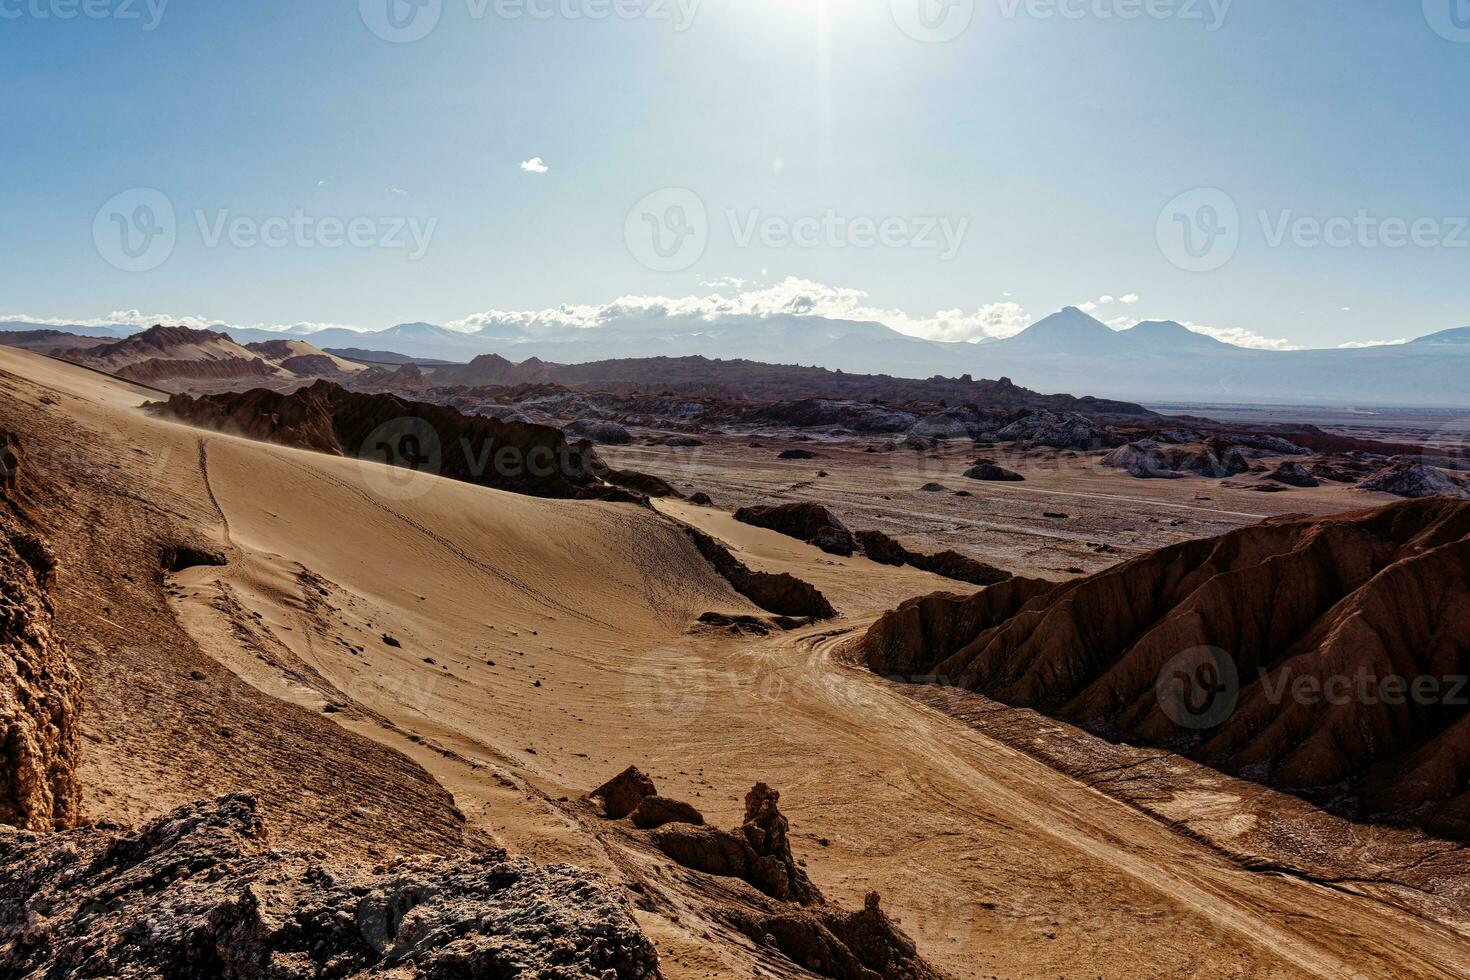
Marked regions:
[5,345,1470,977]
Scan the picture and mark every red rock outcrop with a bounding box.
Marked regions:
[860,499,1470,838]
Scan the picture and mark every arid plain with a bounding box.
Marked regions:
[6,341,1470,978]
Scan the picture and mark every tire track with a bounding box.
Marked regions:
[197,436,232,546]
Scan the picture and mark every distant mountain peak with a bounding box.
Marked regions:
[1002,307,1119,353]
[1409,326,1470,345]
[1122,320,1230,350]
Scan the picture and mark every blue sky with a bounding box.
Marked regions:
[2,0,1468,349]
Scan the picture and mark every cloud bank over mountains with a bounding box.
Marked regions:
[7,279,1467,406]
[2,276,1278,349]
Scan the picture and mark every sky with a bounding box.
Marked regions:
[2,0,1469,351]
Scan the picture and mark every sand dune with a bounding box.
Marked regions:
[5,345,1470,977]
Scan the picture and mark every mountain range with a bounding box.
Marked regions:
[4,308,1467,407]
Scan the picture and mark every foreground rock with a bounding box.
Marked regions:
[0,795,661,979]
[591,772,941,980]
[0,474,82,831]
[859,498,1470,839]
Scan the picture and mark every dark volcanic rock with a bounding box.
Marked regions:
[998,412,1122,450]
[907,551,1011,587]
[0,795,660,979]
[1267,461,1320,488]
[854,530,909,567]
[1360,463,1469,499]
[962,463,1024,483]
[1101,441,1182,479]
[151,381,613,499]
[564,419,633,445]
[682,528,836,620]
[778,449,820,460]
[734,503,857,557]
[852,530,1011,587]
[1232,433,1310,456]
[0,508,82,831]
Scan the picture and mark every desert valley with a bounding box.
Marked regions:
[3,323,1470,978]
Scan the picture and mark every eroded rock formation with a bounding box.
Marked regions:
[860,498,1470,838]
[594,772,942,979]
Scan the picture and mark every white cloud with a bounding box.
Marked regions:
[519,157,549,175]
[1181,321,1300,350]
[1338,338,1409,349]
[448,277,1031,344]
[1120,293,1140,305]
[387,186,408,196]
